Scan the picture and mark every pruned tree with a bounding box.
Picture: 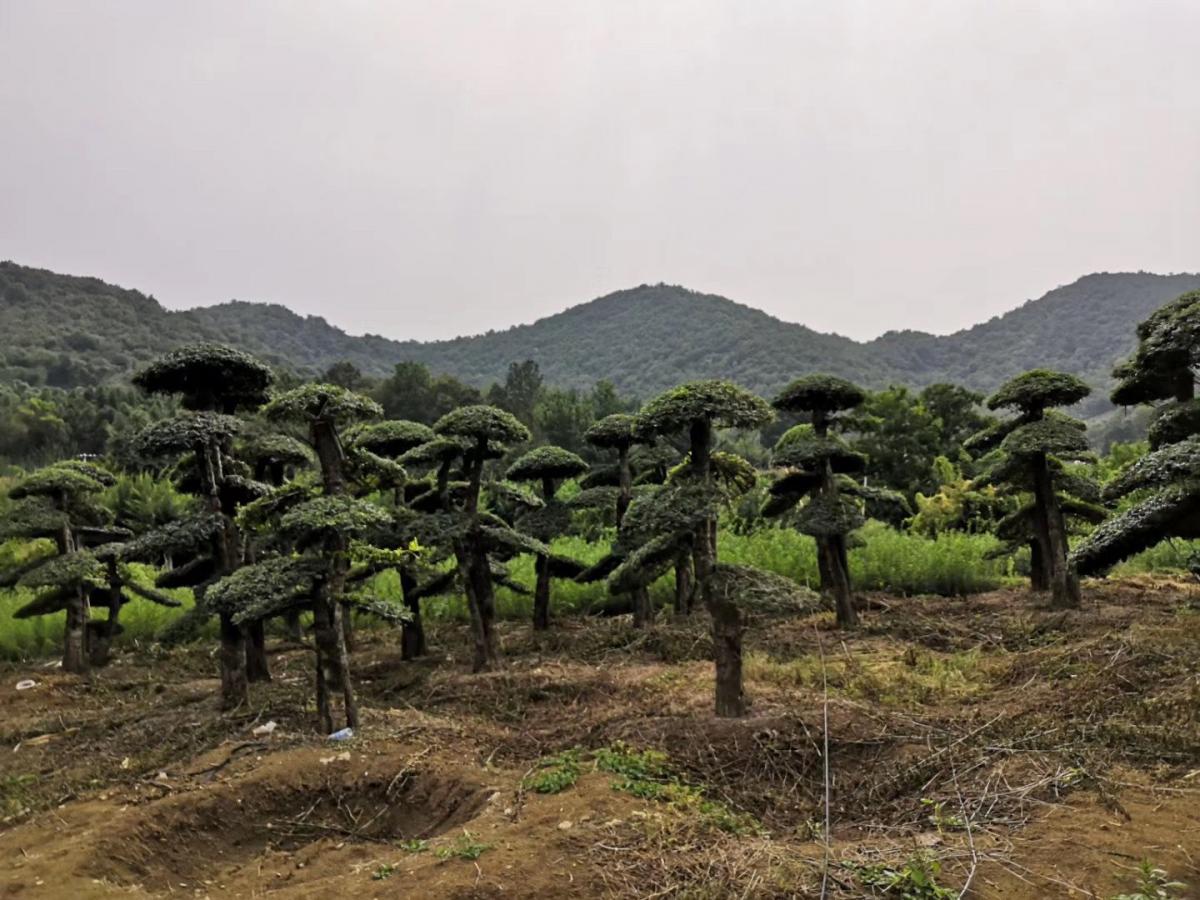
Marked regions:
[431,404,532,671]
[505,445,588,630]
[1,460,143,672]
[130,411,269,699]
[618,381,778,717]
[1073,292,1200,575]
[211,491,399,733]
[260,383,383,706]
[131,344,274,704]
[968,370,1092,607]
[582,414,656,625]
[767,375,869,627]
[349,418,436,657]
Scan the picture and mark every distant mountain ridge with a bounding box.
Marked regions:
[2,261,1198,411]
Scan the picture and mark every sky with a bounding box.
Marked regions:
[1,1,1198,343]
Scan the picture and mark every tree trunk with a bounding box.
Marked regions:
[246,619,271,682]
[632,586,654,628]
[340,602,355,652]
[824,535,857,628]
[616,446,632,527]
[1032,455,1080,609]
[400,569,426,660]
[284,610,304,642]
[332,600,359,729]
[816,536,835,598]
[464,540,500,671]
[533,553,551,631]
[218,613,248,710]
[674,555,693,615]
[711,600,745,717]
[89,564,122,668]
[1029,539,1050,592]
[63,586,90,675]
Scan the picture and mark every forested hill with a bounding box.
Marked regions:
[2,260,1198,404]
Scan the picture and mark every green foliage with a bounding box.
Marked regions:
[987,368,1091,413]
[772,373,866,413]
[505,445,588,483]
[278,495,391,543]
[132,342,273,411]
[349,419,435,457]
[848,854,956,899]
[435,832,492,861]
[639,380,773,435]
[433,403,530,445]
[1000,415,1091,458]
[522,749,583,794]
[133,412,242,458]
[771,425,865,473]
[263,383,382,426]
[584,413,640,449]
[1111,860,1188,900]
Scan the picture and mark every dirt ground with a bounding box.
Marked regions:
[2,578,1199,898]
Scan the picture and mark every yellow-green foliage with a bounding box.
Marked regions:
[745,646,991,707]
[0,540,197,660]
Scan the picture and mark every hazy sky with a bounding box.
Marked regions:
[2,2,1197,342]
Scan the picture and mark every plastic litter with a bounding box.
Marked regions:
[252,720,278,736]
[328,727,354,741]
[15,680,37,691]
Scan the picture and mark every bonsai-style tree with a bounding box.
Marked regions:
[582,414,656,625]
[505,445,588,630]
[132,342,273,414]
[131,411,270,699]
[432,405,532,671]
[132,344,274,703]
[970,370,1092,608]
[767,375,869,627]
[622,381,777,717]
[261,383,383,685]
[1073,292,1200,574]
[348,419,436,657]
[209,491,397,733]
[1,461,142,672]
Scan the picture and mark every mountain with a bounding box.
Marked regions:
[2,261,1198,410]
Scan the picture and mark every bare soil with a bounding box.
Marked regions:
[2,577,1199,898]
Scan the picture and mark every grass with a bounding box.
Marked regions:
[0,541,202,662]
[0,521,1190,662]
[744,645,992,707]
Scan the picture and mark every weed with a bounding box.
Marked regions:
[594,743,762,835]
[372,864,395,881]
[920,798,965,832]
[435,831,491,861]
[523,749,582,794]
[1111,860,1188,900]
[398,839,429,853]
[849,854,956,899]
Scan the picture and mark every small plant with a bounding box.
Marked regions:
[398,839,429,853]
[523,749,582,794]
[594,742,671,781]
[594,743,762,835]
[850,853,956,899]
[1111,860,1187,900]
[435,831,492,861]
[372,864,395,881]
[920,798,966,832]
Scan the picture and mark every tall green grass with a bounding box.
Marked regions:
[720,522,1008,596]
[0,551,196,662]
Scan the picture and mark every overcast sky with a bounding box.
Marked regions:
[1,2,1197,342]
